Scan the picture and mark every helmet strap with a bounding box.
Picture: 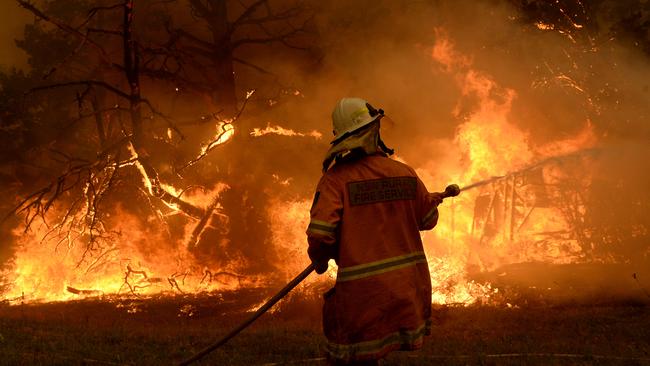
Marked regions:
[378,135,394,156]
[322,121,395,172]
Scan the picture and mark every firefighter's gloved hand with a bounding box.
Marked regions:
[307,246,329,274]
[430,192,444,206]
[308,245,334,275]
[314,260,329,275]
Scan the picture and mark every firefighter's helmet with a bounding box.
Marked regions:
[331,97,384,143]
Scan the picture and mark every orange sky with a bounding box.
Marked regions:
[0,1,30,69]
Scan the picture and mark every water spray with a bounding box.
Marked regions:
[455,147,601,193]
[458,176,504,192]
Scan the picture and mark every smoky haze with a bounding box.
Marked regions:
[0,1,29,69]
[1,0,649,303]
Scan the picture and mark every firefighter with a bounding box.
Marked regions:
[306,97,444,365]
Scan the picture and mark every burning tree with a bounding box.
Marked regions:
[0,0,317,300]
[510,0,650,262]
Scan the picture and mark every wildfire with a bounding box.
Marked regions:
[2,29,599,308]
[0,179,250,303]
[415,31,597,304]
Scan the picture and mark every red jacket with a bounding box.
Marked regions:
[306,154,441,362]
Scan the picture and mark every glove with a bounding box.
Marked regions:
[308,245,334,275]
[429,192,444,206]
[314,260,329,275]
[307,242,339,274]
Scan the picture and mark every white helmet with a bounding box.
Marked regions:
[331,97,384,142]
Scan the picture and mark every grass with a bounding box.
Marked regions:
[1,290,650,365]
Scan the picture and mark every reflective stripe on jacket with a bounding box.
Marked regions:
[306,154,440,362]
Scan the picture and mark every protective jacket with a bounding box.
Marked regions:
[306,153,441,362]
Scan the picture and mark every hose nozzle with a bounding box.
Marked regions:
[443,184,461,198]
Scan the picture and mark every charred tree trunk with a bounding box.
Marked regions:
[189,0,238,114]
[90,88,106,149]
[124,0,144,149]
[209,1,237,114]
[122,1,164,198]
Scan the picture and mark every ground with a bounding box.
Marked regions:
[1,289,650,366]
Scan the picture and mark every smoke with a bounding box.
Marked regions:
[290,0,648,142]
[273,0,650,218]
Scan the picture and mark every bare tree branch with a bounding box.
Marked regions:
[82,1,129,28]
[230,0,267,30]
[86,27,123,36]
[29,81,132,101]
[176,89,255,172]
[233,57,274,75]
[17,0,112,65]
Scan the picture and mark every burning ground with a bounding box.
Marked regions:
[1,0,650,364]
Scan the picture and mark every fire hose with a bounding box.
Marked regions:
[178,182,491,365]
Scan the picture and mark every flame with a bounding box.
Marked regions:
[126,142,154,195]
[266,198,313,276]
[201,121,235,155]
[535,22,554,30]
[266,198,337,281]
[415,31,597,305]
[250,124,322,139]
[1,183,258,303]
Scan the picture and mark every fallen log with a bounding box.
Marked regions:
[186,197,220,248]
[159,191,205,219]
[66,286,103,296]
